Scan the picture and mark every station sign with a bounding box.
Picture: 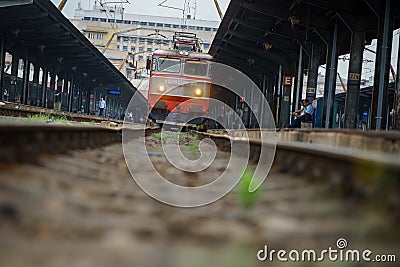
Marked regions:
[283,76,293,86]
[349,73,361,81]
[108,90,121,95]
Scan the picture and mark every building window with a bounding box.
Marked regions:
[196,26,203,31]
[132,21,139,25]
[87,32,95,39]
[213,28,218,32]
[117,36,122,42]
[181,25,187,29]
[147,48,152,52]
[164,24,171,28]
[123,46,128,51]
[100,18,106,22]
[149,22,155,26]
[116,19,123,24]
[147,40,153,45]
[131,37,137,42]
[116,45,120,50]
[173,24,179,28]
[127,69,132,79]
[205,27,211,31]
[189,26,195,30]
[157,40,162,44]
[92,17,98,21]
[156,23,163,27]
[108,19,115,23]
[140,21,147,26]
[139,47,144,52]
[204,43,210,49]
[124,20,131,24]
[131,46,136,52]
[83,17,90,21]
[138,55,144,61]
[123,37,129,42]
[96,33,104,40]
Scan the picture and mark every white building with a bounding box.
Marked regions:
[72,4,220,79]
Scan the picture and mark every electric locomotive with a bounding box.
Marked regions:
[147,32,213,128]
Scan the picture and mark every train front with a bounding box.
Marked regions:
[148,50,212,127]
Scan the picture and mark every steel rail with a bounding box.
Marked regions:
[0,125,158,163]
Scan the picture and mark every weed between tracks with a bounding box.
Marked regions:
[0,114,99,126]
[27,114,69,123]
[151,131,200,157]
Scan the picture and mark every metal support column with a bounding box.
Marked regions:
[293,45,304,115]
[61,76,68,111]
[9,55,19,102]
[0,35,5,101]
[322,23,339,128]
[78,87,83,112]
[395,32,400,130]
[40,68,48,107]
[21,50,30,105]
[68,76,74,112]
[260,74,266,127]
[85,88,91,114]
[275,65,282,126]
[371,0,393,130]
[32,64,39,106]
[344,31,365,128]
[306,44,320,102]
[48,73,55,108]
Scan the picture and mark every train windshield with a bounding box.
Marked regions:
[158,57,181,73]
[184,59,208,77]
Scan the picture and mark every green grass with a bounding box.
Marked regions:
[189,134,200,157]
[237,168,262,211]
[27,114,69,123]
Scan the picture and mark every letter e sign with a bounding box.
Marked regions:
[283,76,293,86]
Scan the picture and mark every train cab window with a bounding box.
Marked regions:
[184,60,208,76]
[152,58,157,71]
[158,57,181,73]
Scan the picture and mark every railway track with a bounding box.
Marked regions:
[0,124,158,163]
[0,127,398,266]
[195,129,400,220]
[0,101,122,123]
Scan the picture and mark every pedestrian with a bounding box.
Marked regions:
[98,98,106,117]
[362,110,368,131]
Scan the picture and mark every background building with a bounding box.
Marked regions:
[71,4,219,81]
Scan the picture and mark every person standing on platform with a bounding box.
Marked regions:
[99,98,106,117]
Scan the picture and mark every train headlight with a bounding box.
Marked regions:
[158,85,166,93]
[194,88,203,96]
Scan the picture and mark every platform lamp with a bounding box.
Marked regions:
[288,16,300,29]
[263,43,272,52]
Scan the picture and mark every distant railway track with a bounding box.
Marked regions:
[0,101,122,123]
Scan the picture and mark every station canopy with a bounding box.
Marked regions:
[210,0,400,78]
[0,0,137,104]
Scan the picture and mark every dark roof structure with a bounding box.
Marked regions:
[0,0,137,104]
[210,0,400,79]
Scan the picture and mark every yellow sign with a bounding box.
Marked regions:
[307,87,315,94]
[349,73,360,81]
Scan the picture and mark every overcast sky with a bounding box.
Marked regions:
[51,0,230,21]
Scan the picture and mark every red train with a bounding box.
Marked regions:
[147,32,213,128]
